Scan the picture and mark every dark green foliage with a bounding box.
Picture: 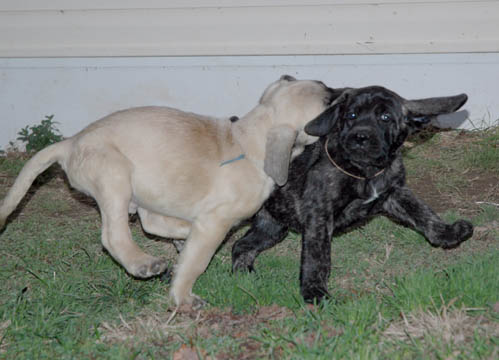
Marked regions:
[17,115,63,153]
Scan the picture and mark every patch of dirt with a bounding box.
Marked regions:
[406,171,499,216]
[13,187,96,231]
[404,129,499,216]
[99,304,298,359]
[0,164,99,223]
[406,176,450,214]
[99,303,344,359]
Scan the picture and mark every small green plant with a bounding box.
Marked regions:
[17,115,63,153]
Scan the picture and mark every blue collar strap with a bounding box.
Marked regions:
[220,154,245,166]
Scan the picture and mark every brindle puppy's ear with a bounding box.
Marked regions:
[404,93,468,127]
[305,90,351,136]
[264,125,298,186]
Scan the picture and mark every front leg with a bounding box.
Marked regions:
[382,187,473,248]
[232,208,289,272]
[300,217,333,304]
[171,214,234,308]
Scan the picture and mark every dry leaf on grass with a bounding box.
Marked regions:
[98,303,296,360]
[173,344,210,360]
[0,320,11,354]
[256,304,293,321]
[473,221,498,241]
[216,340,263,360]
[383,300,496,345]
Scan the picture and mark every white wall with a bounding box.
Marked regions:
[1,1,499,148]
[1,54,499,149]
[1,1,498,56]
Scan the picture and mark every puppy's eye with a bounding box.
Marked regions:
[380,113,391,121]
[346,112,357,120]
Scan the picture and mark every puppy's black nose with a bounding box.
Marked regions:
[352,131,370,148]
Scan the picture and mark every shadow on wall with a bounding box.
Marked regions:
[434,110,469,129]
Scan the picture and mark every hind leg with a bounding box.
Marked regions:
[85,152,168,278]
[100,202,169,278]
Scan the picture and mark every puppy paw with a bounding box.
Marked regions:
[302,286,331,304]
[176,293,208,311]
[442,220,473,249]
[232,261,255,273]
[232,251,257,273]
[433,219,473,249]
[454,219,473,238]
[135,257,169,278]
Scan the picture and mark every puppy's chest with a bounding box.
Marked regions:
[265,163,394,230]
[290,175,387,225]
[333,178,392,224]
[359,182,384,204]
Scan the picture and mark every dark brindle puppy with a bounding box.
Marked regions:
[232,86,473,303]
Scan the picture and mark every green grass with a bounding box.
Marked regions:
[0,156,27,177]
[0,216,160,358]
[0,128,498,359]
[407,126,499,174]
[462,127,499,172]
[196,253,302,311]
[1,204,497,358]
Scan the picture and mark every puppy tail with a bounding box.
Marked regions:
[0,139,71,230]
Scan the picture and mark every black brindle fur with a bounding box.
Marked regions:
[232,86,473,303]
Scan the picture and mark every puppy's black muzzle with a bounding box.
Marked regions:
[340,125,390,178]
[347,129,372,150]
[344,126,383,156]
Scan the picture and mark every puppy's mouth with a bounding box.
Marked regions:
[339,138,389,178]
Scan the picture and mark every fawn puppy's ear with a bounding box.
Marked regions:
[264,125,298,186]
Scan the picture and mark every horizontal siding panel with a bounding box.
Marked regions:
[1,1,481,11]
[1,1,498,57]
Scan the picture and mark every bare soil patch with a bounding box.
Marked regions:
[100,304,297,359]
[407,172,498,216]
[405,129,498,216]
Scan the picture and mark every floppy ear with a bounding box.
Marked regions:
[304,105,340,137]
[304,99,343,138]
[305,89,351,136]
[264,125,298,186]
[404,93,468,126]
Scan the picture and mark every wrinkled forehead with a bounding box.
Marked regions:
[350,87,403,114]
